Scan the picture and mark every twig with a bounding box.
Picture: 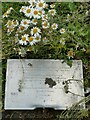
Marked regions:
[68,91,84,97]
[66,79,83,82]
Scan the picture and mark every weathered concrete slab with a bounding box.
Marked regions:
[5,59,85,110]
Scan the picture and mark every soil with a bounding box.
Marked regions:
[2,109,62,120]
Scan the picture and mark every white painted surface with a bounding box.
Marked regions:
[5,59,85,110]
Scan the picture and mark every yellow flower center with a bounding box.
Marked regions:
[29,37,33,42]
[39,2,43,7]
[22,37,26,41]
[33,28,38,34]
[61,29,64,32]
[20,25,24,30]
[68,51,73,57]
[8,21,12,26]
[26,9,31,13]
[33,19,37,23]
[53,25,56,28]
[44,15,47,19]
[14,21,17,25]
[51,10,54,14]
[21,7,24,11]
[9,27,13,32]
[51,4,55,8]
[23,21,27,25]
[34,10,38,15]
[36,36,40,40]
[32,2,35,6]
[7,8,11,11]
[43,22,47,27]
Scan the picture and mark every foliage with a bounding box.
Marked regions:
[57,95,90,120]
[2,1,89,67]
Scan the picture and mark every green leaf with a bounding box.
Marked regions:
[68,3,76,11]
[67,60,73,67]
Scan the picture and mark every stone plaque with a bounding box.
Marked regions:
[5,59,85,110]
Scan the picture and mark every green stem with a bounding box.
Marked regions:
[8,16,23,21]
[13,9,22,17]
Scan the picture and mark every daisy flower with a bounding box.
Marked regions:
[19,34,29,45]
[60,28,65,34]
[42,37,48,43]
[36,0,46,10]
[7,7,13,13]
[2,12,8,18]
[67,49,74,59]
[28,0,36,3]
[28,36,36,46]
[28,0,36,7]
[17,25,26,33]
[38,10,45,17]
[48,9,56,16]
[60,38,65,45]
[2,7,13,18]
[15,34,19,37]
[42,14,48,21]
[34,34,41,42]
[51,23,58,30]
[31,27,41,35]
[20,6,26,13]
[13,20,19,27]
[32,19,37,25]
[42,21,50,29]
[7,27,14,34]
[50,4,55,8]
[18,48,26,57]
[32,9,40,19]
[6,20,13,28]
[44,4,48,9]
[21,19,30,28]
[23,6,33,18]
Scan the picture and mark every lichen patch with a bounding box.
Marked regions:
[45,78,56,88]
